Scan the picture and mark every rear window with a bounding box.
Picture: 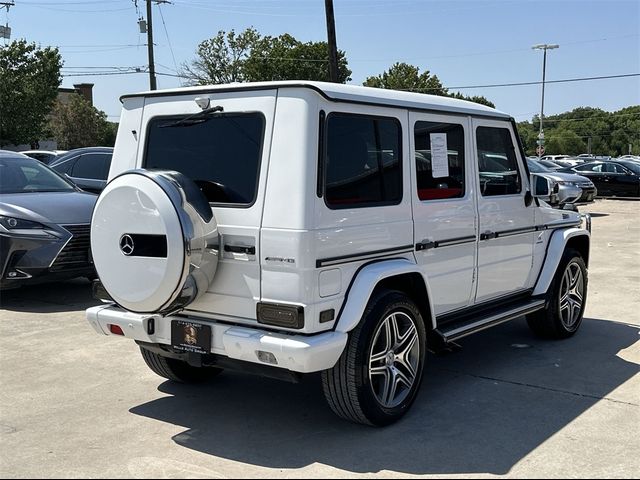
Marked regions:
[71,153,111,180]
[144,112,265,206]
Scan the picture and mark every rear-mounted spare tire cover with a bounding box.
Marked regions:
[91,169,218,314]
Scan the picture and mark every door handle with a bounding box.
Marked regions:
[480,231,497,241]
[415,240,436,251]
[224,244,256,255]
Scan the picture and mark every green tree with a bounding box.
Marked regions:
[244,33,351,83]
[100,122,118,147]
[364,62,494,107]
[450,92,495,108]
[183,28,351,85]
[0,40,62,146]
[48,94,110,149]
[182,28,260,85]
[364,62,447,95]
[516,120,538,155]
[545,129,586,155]
[517,105,640,156]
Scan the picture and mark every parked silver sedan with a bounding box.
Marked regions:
[527,158,597,206]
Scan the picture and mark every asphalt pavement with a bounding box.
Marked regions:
[0,199,638,478]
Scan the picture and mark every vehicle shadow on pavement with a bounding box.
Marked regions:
[129,318,639,475]
[0,279,100,313]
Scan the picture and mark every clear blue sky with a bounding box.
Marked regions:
[5,0,640,121]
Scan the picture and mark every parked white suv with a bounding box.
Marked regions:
[87,81,591,426]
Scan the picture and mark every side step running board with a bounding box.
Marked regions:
[436,299,545,343]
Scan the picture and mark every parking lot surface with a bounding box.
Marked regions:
[1,199,638,479]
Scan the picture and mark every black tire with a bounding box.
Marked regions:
[527,248,588,339]
[321,290,427,427]
[139,346,222,383]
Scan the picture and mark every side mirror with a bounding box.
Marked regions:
[531,173,559,205]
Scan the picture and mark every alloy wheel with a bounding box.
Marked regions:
[368,311,420,409]
[559,261,584,329]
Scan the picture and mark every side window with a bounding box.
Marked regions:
[608,163,629,174]
[476,126,521,196]
[414,121,465,200]
[324,113,402,209]
[71,154,110,180]
[576,163,602,173]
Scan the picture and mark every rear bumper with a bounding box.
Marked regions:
[86,305,348,374]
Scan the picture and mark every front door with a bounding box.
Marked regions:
[410,112,477,315]
[473,119,535,303]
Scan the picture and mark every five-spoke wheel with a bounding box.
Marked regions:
[559,261,584,329]
[527,248,588,339]
[322,291,426,426]
[369,312,420,409]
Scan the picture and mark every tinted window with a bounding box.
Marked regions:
[71,153,110,180]
[0,157,74,194]
[414,121,465,201]
[324,113,402,208]
[575,163,604,172]
[607,163,630,174]
[145,113,265,206]
[476,126,521,196]
[619,161,640,175]
[25,152,55,164]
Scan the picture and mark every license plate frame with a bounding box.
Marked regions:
[171,320,212,355]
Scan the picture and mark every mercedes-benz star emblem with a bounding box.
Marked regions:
[119,234,135,256]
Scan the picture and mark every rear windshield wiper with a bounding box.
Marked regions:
[159,105,224,128]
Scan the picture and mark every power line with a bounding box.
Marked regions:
[523,112,640,124]
[62,70,145,77]
[156,2,179,82]
[447,73,640,90]
[20,1,127,4]
[22,5,133,13]
[155,71,640,91]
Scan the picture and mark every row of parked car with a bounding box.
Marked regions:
[1,144,639,292]
[11,147,113,194]
[529,154,640,199]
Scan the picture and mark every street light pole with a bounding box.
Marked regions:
[532,43,559,158]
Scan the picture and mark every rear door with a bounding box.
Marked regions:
[138,91,277,321]
[607,162,637,196]
[410,112,477,315]
[574,163,608,194]
[473,119,535,303]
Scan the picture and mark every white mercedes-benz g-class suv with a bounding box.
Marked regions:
[87,81,591,426]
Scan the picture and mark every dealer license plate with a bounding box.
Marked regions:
[171,320,211,355]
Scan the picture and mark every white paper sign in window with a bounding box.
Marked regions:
[430,133,449,178]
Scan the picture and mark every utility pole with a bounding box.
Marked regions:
[324,0,339,83]
[146,0,157,90]
[0,1,15,42]
[532,43,559,158]
[140,0,171,90]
